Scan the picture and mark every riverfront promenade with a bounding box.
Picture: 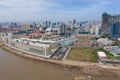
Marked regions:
[0,42,119,70]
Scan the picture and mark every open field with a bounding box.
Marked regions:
[66,48,98,62]
[67,48,117,62]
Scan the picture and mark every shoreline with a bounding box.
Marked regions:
[0,42,97,67]
[0,42,120,69]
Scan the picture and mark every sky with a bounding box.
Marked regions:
[0,0,120,22]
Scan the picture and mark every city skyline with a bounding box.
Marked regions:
[0,0,120,22]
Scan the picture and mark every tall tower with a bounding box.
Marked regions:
[73,19,76,32]
[110,22,120,38]
[58,23,67,36]
[101,12,120,36]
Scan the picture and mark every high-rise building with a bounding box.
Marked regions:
[21,23,30,31]
[58,23,67,36]
[73,19,76,32]
[110,22,120,38]
[44,21,51,28]
[101,12,120,36]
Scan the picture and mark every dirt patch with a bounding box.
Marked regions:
[63,65,120,80]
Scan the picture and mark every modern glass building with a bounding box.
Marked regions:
[110,22,120,38]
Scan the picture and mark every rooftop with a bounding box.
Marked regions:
[97,51,107,58]
[13,38,50,48]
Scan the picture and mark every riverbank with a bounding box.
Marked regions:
[0,42,120,69]
[0,42,96,66]
[1,47,120,80]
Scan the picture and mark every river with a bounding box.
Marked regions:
[0,48,79,80]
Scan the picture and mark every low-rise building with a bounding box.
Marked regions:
[97,51,107,60]
[56,36,77,46]
[97,38,113,47]
[104,46,120,57]
[10,39,51,58]
[0,32,12,44]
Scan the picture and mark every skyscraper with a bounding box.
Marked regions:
[44,21,51,28]
[110,22,120,38]
[73,19,76,32]
[101,12,120,36]
[58,23,67,36]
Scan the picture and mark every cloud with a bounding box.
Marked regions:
[0,0,119,21]
[0,0,58,21]
[0,0,57,11]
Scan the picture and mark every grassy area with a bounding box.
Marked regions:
[66,48,117,62]
[66,48,98,62]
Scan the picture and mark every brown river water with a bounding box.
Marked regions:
[0,48,80,80]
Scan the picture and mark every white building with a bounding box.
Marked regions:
[0,33,12,44]
[97,38,113,47]
[97,51,107,59]
[11,38,51,58]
